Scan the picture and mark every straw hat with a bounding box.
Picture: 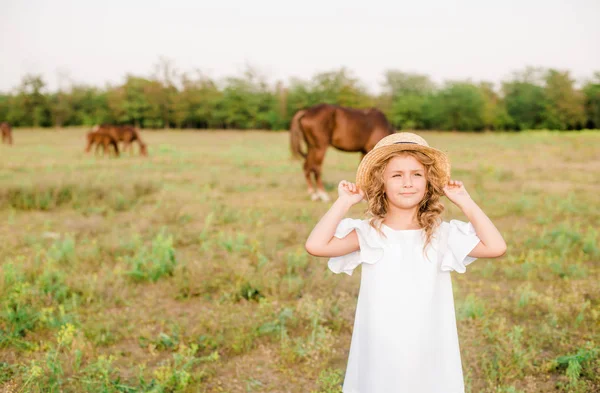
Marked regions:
[356,132,451,191]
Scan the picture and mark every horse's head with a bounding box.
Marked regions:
[84,131,95,152]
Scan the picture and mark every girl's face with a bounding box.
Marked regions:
[382,154,427,210]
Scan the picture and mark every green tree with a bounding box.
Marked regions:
[543,69,585,130]
[143,79,170,128]
[311,68,372,108]
[49,91,72,128]
[176,71,222,129]
[479,82,512,130]
[68,85,110,125]
[390,95,427,129]
[1,63,597,132]
[582,72,600,128]
[502,67,547,130]
[49,70,74,128]
[214,67,277,129]
[286,68,373,126]
[286,79,320,114]
[111,75,153,127]
[12,74,51,127]
[425,81,485,131]
[382,71,435,130]
[150,57,178,129]
[0,94,13,123]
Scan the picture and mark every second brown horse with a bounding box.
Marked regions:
[85,131,120,157]
[290,104,394,201]
[93,125,148,156]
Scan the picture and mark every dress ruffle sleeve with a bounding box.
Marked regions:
[440,219,481,274]
[327,218,384,276]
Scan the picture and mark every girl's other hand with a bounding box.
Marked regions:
[338,180,364,205]
[443,180,473,208]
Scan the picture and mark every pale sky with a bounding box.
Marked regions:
[1,0,599,94]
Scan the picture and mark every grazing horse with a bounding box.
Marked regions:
[85,131,120,157]
[290,104,394,201]
[94,125,148,156]
[1,122,13,145]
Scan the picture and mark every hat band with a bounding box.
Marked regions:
[394,142,418,145]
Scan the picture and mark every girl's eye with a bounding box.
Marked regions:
[415,174,422,177]
[392,174,401,177]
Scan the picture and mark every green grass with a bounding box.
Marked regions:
[0,128,599,392]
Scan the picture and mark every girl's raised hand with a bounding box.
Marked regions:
[443,180,473,208]
[338,180,364,205]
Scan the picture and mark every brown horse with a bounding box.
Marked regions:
[94,125,148,156]
[85,131,120,157]
[1,122,13,145]
[290,104,394,201]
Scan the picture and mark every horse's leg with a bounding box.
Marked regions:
[303,148,318,200]
[102,139,112,157]
[310,147,330,202]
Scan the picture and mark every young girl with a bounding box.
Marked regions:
[305,132,506,393]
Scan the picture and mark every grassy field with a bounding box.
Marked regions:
[0,128,599,393]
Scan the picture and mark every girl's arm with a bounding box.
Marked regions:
[444,180,507,258]
[305,181,364,257]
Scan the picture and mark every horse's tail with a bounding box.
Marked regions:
[290,109,307,159]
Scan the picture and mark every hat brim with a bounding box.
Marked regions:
[356,144,451,191]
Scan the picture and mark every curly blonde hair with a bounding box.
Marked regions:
[362,150,446,257]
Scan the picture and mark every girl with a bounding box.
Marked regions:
[305,132,506,393]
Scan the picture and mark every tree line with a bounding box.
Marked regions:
[1,61,599,131]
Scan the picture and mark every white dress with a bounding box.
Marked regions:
[328,218,481,393]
